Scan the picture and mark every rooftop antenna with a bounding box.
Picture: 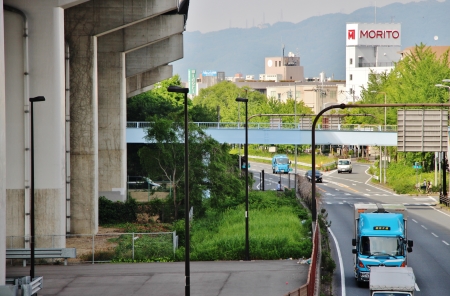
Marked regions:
[374,1,377,23]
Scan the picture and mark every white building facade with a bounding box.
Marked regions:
[346,23,401,100]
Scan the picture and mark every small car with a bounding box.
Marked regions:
[305,170,323,183]
[337,159,352,173]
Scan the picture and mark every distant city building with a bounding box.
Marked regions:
[399,46,450,65]
[264,52,304,81]
[346,23,401,100]
[195,70,226,94]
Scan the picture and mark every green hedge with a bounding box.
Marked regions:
[99,196,138,224]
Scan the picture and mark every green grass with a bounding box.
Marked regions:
[182,190,312,261]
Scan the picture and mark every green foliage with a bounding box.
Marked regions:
[99,196,137,225]
[188,190,312,261]
[111,234,174,262]
[193,81,313,123]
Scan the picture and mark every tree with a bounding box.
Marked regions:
[345,44,450,170]
[139,110,244,220]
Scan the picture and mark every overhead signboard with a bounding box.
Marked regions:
[397,109,448,152]
[346,23,401,47]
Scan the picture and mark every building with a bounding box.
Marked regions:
[264,51,304,81]
[399,46,450,64]
[346,23,401,100]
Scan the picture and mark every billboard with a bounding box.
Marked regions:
[188,69,196,95]
[346,23,401,47]
[202,70,217,77]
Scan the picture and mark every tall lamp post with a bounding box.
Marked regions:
[371,91,387,184]
[235,97,250,261]
[167,86,190,296]
[29,96,45,280]
[435,80,450,197]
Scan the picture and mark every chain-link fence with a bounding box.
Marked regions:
[6,232,177,265]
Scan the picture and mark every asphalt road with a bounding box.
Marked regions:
[318,163,450,295]
[6,260,309,296]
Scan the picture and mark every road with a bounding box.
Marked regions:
[316,162,450,295]
[249,161,301,191]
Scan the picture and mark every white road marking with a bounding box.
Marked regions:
[443,241,449,246]
[366,189,371,191]
[412,219,418,223]
[415,283,421,291]
[432,233,438,237]
[421,225,427,230]
[328,227,346,296]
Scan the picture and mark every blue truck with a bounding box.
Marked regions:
[352,203,413,284]
[272,154,292,174]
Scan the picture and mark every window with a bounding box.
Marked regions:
[278,93,281,100]
[349,58,353,65]
[295,91,300,99]
[270,91,276,98]
[330,90,336,98]
[349,74,353,81]
[275,61,277,67]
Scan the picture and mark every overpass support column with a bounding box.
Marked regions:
[0,0,6,284]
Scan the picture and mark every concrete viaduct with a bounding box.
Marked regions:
[0,0,190,283]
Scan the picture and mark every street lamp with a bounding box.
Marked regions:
[435,80,450,197]
[167,85,190,296]
[29,96,45,280]
[235,97,250,261]
[371,91,388,184]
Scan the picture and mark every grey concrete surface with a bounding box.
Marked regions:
[6,260,309,296]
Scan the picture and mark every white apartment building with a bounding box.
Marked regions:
[346,23,401,100]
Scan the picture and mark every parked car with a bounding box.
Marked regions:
[305,170,323,183]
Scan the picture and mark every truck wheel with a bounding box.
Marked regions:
[273,169,275,174]
[349,170,352,173]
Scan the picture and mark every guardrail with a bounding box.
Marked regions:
[3,276,43,296]
[127,121,397,131]
[6,248,76,266]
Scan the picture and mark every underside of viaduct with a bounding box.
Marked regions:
[0,0,189,283]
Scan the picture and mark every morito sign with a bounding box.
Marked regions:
[346,23,401,47]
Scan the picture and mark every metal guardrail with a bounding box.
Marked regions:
[2,276,43,296]
[127,121,398,131]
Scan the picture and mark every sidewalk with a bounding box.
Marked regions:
[6,260,309,296]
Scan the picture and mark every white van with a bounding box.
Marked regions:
[337,159,352,173]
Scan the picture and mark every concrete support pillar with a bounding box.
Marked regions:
[4,1,67,248]
[0,0,6,285]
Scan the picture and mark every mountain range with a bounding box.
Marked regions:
[171,0,450,82]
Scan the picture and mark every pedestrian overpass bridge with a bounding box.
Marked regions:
[126,122,398,146]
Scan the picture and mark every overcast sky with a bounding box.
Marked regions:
[185,0,437,33]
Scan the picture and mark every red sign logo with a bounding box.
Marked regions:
[360,30,400,39]
[348,30,355,40]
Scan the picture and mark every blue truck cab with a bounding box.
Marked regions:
[352,204,413,284]
[271,154,292,174]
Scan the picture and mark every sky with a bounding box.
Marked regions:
[185,0,438,33]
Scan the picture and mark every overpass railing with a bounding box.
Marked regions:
[127,121,397,131]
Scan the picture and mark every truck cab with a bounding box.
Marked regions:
[271,154,292,174]
[352,204,413,284]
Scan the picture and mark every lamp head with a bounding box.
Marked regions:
[29,96,45,102]
[236,97,248,103]
[167,85,189,94]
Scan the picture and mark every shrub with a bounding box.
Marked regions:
[99,196,138,224]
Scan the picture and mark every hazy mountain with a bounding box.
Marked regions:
[171,0,450,82]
